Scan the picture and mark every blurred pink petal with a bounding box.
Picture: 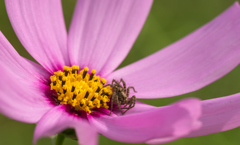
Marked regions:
[186,93,240,137]
[107,2,240,99]
[34,105,98,145]
[148,93,240,144]
[5,0,69,73]
[0,32,53,123]
[68,0,153,74]
[89,98,201,144]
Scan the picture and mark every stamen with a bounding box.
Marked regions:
[96,87,101,93]
[50,66,112,113]
[82,67,89,79]
[101,78,107,85]
[84,91,89,98]
[89,69,96,81]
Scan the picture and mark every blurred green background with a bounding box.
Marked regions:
[0,0,240,145]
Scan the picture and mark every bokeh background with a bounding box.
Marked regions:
[0,0,240,145]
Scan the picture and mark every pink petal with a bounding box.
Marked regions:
[5,0,69,73]
[185,93,240,137]
[89,98,201,144]
[68,0,153,74]
[107,2,240,98]
[0,32,53,123]
[33,105,98,145]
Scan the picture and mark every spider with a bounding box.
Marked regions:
[104,78,137,115]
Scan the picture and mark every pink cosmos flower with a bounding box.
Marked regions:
[0,0,240,145]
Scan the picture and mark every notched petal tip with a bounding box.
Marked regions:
[186,93,240,138]
[234,1,240,7]
[174,98,202,133]
[176,98,201,120]
[145,98,202,144]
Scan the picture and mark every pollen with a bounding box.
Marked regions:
[50,65,112,113]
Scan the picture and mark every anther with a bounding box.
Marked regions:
[84,91,89,98]
[72,65,79,74]
[89,69,96,81]
[96,87,101,93]
[63,89,67,94]
[59,76,62,81]
[63,66,71,76]
[101,88,107,96]
[91,96,96,101]
[101,78,107,85]
[62,77,66,86]
[50,76,56,82]
[72,94,77,100]
[80,99,86,106]
[71,86,75,92]
[82,67,89,79]
[88,101,94,107]
[94,76,100,82]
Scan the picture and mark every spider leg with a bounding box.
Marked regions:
[123,103,129,108]
[126,86,137,98]
[110,93,124,115]
[127,86,137,93]
[112,79,121,86]
[122,95,136,114]
[120,78,127,93]
[122,95,136,109]
[121,101,130,110]
[103,84,112,88]
[116,100,124,115]
[110,94,115,116]
[130,95,136,108]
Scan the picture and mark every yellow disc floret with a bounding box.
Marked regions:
[50,65,112,113]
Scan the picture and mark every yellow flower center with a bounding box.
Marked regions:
[50,65,112,113]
